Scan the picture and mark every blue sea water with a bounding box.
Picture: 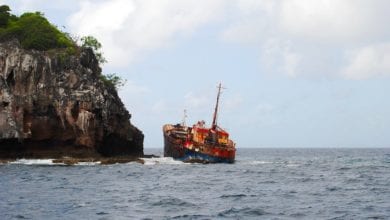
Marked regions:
[1,148,390,219]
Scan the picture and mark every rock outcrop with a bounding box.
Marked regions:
[0,40,143,158]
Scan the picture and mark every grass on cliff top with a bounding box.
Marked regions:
[0,5,75,51]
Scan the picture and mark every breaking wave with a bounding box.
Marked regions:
[9,159,62,166]
[3,157,186,166]
[6,159,101,166]
[141,157,186,165]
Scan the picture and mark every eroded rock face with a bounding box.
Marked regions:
[0,40,143,158]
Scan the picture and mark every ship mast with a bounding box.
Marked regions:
[212,83,223,130]
[181,109,187,126]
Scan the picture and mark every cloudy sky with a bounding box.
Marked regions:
[2,0,390,148]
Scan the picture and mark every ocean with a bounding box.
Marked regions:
[1,148,389,219]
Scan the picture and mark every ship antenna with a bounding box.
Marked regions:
[212,83,224,130]
[181,109,187,126]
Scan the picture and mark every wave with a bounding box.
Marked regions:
[76,161,102,166]
[141,157,186,165]
[235,160,274,165]
[237,160,300,166]
[218,207,269,217]
[3,157,182,166]
[9,159,62,165]
[7,159,101,166]
[151,197,196,207]
[219,194,247,199]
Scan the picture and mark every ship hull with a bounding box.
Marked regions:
[180,148,235,163]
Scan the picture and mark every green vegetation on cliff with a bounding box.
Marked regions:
[80,35,107,64]
[0,5,74,51]
[0,5,125,90]
[99,73,127,90]
[80,35,126,90]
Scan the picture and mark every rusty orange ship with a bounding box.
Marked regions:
[163,83,236,163]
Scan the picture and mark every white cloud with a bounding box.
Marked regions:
[279,0,390,43]
[68,0,225,67]
[68,0,135,66]
[65,0,390,79]
[222,0,390,78]
[221,0,276,44]
[260,38,302,77]
[342,43,390,80]
[280,1,358,42]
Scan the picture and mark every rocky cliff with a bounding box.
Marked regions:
[0,40,143,158]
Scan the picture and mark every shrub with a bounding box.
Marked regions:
[99,73,127,90]
[0,5,75,51]
[80,35,107,64]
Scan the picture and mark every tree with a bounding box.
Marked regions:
[0,5,11,27]
[80,35,107,64]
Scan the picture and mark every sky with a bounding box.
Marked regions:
[2,0,390,148]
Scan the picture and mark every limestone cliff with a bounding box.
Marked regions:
[0,40,143,158]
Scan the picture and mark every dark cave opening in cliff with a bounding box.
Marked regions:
[6,69,15,88]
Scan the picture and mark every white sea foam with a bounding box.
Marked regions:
[7,159,101,166]
[9,159,62,165]
[235,160,274,165]
[237,160,301,167]
[141,157,186,165]
[76,161,101,166]
[249,161,274,165]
